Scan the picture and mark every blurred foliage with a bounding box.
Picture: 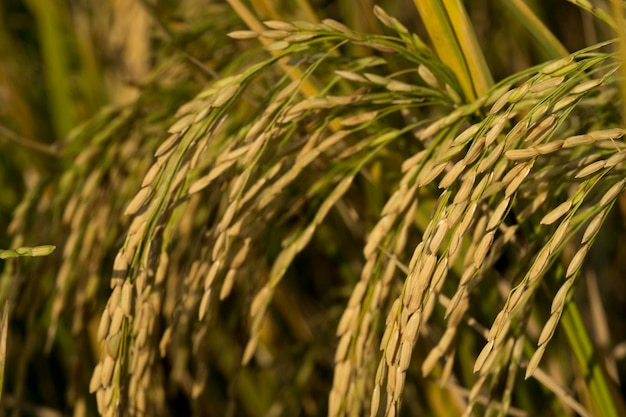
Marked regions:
[0,1,624,417]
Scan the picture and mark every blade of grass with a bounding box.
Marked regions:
[413,0,477,101]
[441,0,493,95]
[568,0,616,29]
[500,0,569,59]
[561,301,626,417]
[24,0,77,138]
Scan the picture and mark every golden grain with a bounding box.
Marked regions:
[397,339,413,372]
[428,220,449,254]
[242,336,258,365]
[566,244,588,277]
[100,356,115,387]
[452,125,479,147]
[95,388,106,414]
[471,173,493,202]
[553,95,578,113]
[266,40,290,51]
[385,323,400,365]
[487,198,510,231]
[460,138,483,166]
[525,114,556,144]
[105,332,121,359]
[551,281,573,314]
[219,269,236,300]
[575,159,606,178]
[124,186,152,216]
[263,20,296,31]
[538,311,561,347]
[530,76,565,93]
[604,152,626,168]
[508,83,530,103]
[581,212,604,245]
[571,78,602,94]
[285,32,318,42]
[505,148,537,161]
[489,90,513,114]
[529,102,552,126]
[261,30,289,39]
[438,326,457,354]
[540,57,574,74]
[485,115,508,146]
[505,162,533,198]
[364,72,390,85]
[135,324,148,347]
[549,218,570,253]
[167,114,195,134]
[447,202,467,225]
[473,340,494,373]
[538,140,564,154]
[525,344,546,379]
[417,64,438,87]
[89,363,102,393]
[563,134,593,148]
[386,363,397,394]
[528,246,551,284]
[505,119,530,147]
[204,261,221,290]
[341,111,379,126]
[386,299,401,326]
[418,162,449,187]
[198,289,211,320]
[320,18,350,33]
[335,331,352,363]
[401,150,427,174]
[370,385,381,417]
[418,118,447,140]
[590,128,624,140]
[473,232,494,265]
[337,306,358,337]
[476,142,505,174]
[227,30,259,39]
[601,179,625,206]
[97,310,111,341]
[448,293,469,328]
[334,360,351,396]
[420,253,437,285]
[386,80,417,92]
[393,367,406,401]
[540,201,572,225]
[335,70,368,83]
[120,280,132,316]
[452,172,474,204]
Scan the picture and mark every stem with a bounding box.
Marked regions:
[561,301,624,417]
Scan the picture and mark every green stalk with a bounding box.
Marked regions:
[500,0,569,59]
[561,301,625,417]
[24,0,76,139]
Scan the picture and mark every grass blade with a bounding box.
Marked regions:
[441,0,493,95]
[414,0,493,101]
[501,0,569,59]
